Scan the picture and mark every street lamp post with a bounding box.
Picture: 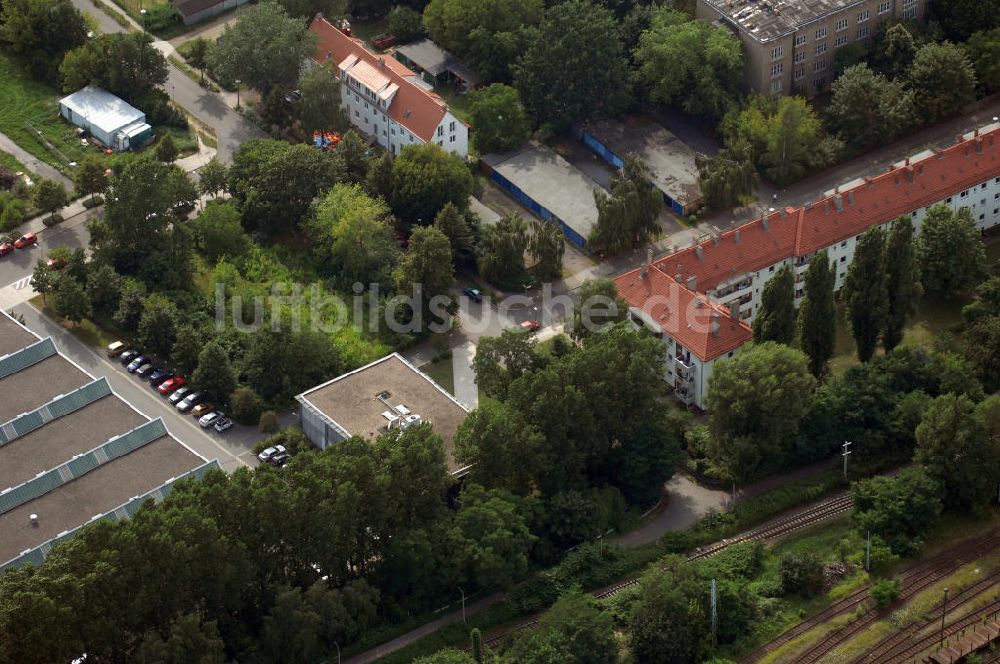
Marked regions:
[235,79,241,109]
[939,587,949,648]
[841,441,853,480]
[457,587,466,623]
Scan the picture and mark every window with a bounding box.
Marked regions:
[794,66,805,80]
[902,7,917,19]
[815,26,827,39]
[795,34,806,46]
[946,197,953,203]
[769,266,775,273]
[771,78,783,93]
[835,35,848,47]
[878,1,890,14]
[857,26,869,39]
[771,62,784,76]
[840,256,846,263]
[836,17,848,31]
[772,45,784,60]
[437,126,444,137]
[450,135,455,143]
[794,51,806,63]
[449,121,456,132]
[857,9,869,22]
[363,102,368,110]
[961,190,969,198]
[815,43,827,55]
[354,110,359,117]
[814,59,827,72]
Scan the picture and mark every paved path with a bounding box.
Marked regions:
[451,341,478,409]
[614,475,729,548]
[0,132,73,188]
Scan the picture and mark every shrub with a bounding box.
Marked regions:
[42,213,64,226]
[870,578,901,609]
[82,195,104,209]
[229,385,263,424]
[779,552,825,597]
[258,410,279,433]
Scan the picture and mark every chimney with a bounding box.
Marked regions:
[833,194,844,212]
[710,311,720,337]
[686,276,698,292]
[729,300,740,321]
[734,230,741,244]
[975,128,980,137]
[762,216,769,231]
[780,207,788,218]
[695,246,704,261]
[674,272,682,283]
[379,57,385,67]
[904,157,909,166]
[904,165,914,183]
[694,296,704,308]
[976,137,984,154]
[847,190,854,206]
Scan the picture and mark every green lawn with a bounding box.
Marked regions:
[0,53,107,174]
[348,16,390,46]
[30,295,121,349]
[419,359,455,396]
[0,149,29,174]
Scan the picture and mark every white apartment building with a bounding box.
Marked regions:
[309,16,469,158]
[617,123,1000,409]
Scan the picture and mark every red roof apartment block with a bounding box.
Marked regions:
[308,16,448,142]
[617,124,1000,362]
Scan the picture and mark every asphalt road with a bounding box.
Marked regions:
[12,302,262,472]
[0,209,93,288]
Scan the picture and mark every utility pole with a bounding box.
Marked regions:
[710,578,718,647]
[865,531,871,572]
[457,587,466,623]
[939,587,949,648]
[842,441,853,480]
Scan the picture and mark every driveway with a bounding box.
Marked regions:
[0,132,72,188]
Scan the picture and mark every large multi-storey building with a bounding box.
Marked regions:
[616,122,1000,409]
[697,0,928,97]
[308,16,469,158]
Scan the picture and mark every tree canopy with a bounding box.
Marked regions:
[752,265,795,345]
[842,227,888,362]
[589,154,662,254]
[0,0,87,80]
[467,83,531,154]
[422,0,543,56]
[390,143,473,225]
[917,205,988,295]
[907,42,976,124]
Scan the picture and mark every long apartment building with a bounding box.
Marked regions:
[308,16,469,158]
[616,122,1000,409]
[697,0,928,96]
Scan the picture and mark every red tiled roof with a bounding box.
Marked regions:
[613,266,752,362]
[655,126,1000,294]
[308,16,447,142]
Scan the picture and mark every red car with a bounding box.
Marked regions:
[0,243,13,257]
[46,257,67,270]
[14,233,37,249]
[157,376,187,394]
[520,320,541,333]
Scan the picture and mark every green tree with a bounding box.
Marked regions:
[85,262,123,317]
[696,136,757,210]
[590,154,662,254]
[113,278,146,332]
[228,138,344,235]
[60,32,168,105]
[413,651,476,664]
[0,0,87,80]
[966,28,1000,93]
[828,64,914,149]
[928,0,1000,41]
[877,23,916,79]
[304,182,399,288]
[29,259,55,304]
[387,4,422,42]
[634,8,743,120]
[395,226,454,305]
[170,325,203,376]
[706,342,816,481]
[32,179,67,222]
[366,152,394,201]
[422,0,543,56]
[191,341,237,405]
[477,213,528,289]
[569,277,626,342]
[243,326,340,402]
[504,591,617,664]
[798,250,837,377]
[752,264,795,345]
[916,393,1000,512]
[198,157,228,198]
[206,1,316,94]
[870,579,901,608]
[336,130,369,184]
[454,398,546,494]
[391,143,473,225]
[433,203,475,264]
[258,410,280,433]
[528,218,564,280]
[154,134,179,163]
[852,468,942,555]
[762,96,832,186]
[192,201,250,262]
[513,0,631,131]
[136,294,179,357]
[467,84,530,153]
[964,316,1000,393]
[883,216,922,352]
[473,328,538,400]
[229,385,263,424]
[842,227,888,362]
[297,64,350,135]
[778,551,824,597]
[629,560,712,664]
[52,274,89,324]
[184,37,210,81]
[136,613,226,664]
[74,156,108,205]
[907,42,977,124]
[917,205,988,295]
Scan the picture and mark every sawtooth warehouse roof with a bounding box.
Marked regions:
[0,312,218,573]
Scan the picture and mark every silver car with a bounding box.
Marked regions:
[198,411,224,428]
[176,391,204,413]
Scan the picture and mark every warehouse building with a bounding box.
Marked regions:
[0,312,217,572]
[59,86,152,152]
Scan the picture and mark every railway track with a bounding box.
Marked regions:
[476,491,855,652]
[879,595,1000,663]
[774,532,1000,664]
[851,567,1000,663]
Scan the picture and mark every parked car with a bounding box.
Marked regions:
[0,243,14,257]
[198,411,224,428]
[13,233,37,249]
[175,391,204,412]
[269,452,292,467]
[520,320,541,333]
[127,356,147,373]
[167,386,191,403]
[258,444,287,462]
[213,417,233,433]
[46,257,67,270]
[462,287,483,303]
[148,369,173,385]
[190,402,214,418]
[119,349,139,365]
[107,341,127,358]
[159,376,186,395]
